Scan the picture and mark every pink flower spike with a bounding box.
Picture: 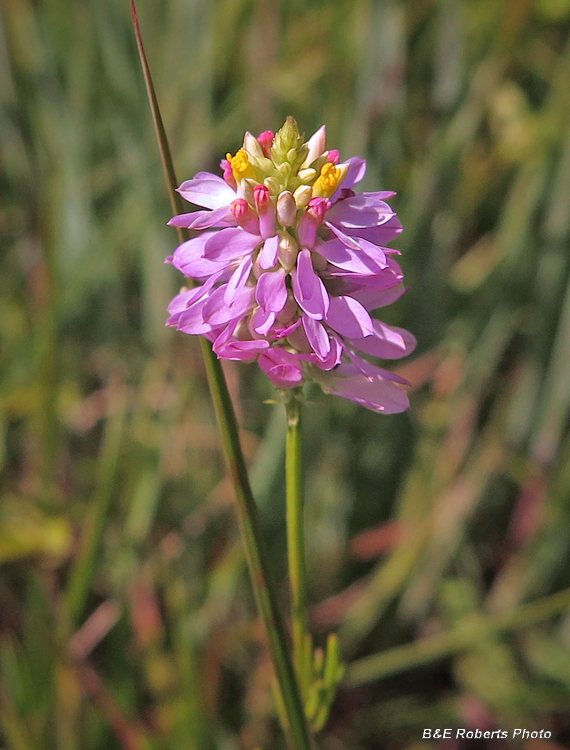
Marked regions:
[254,185,276,239]
[258,348,303,389]
[166,118,414,414]
[257,130,274,157]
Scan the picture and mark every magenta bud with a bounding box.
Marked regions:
[254,185,276,239]
[307,197,329,223]
[220,158,237,189]
[257,130,274,158]
[254,184,271,208]
[327,149,340,165]
[230,199,259,234]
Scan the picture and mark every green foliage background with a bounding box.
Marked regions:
[2,0,570,748]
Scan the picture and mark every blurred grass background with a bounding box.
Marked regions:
[2,0,570,748]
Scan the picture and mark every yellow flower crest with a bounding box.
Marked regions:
[312,161,342,198]
[227,149,256,181]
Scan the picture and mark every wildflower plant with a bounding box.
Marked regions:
[133,4,413,746]
[166,117,416,412]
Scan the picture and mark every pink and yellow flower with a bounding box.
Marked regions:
[166,118,415,413]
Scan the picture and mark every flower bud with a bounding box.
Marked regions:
[276,191,297,227]
[271,116,303,163]
[287,148,298,164]
[312,161,349,198]
[228,149,256,182]
[327,149,340,165]
[298,198,328,249]
[257,130,274,158]
[298,168,317,184]
[307,197,329,222]
[278,231,299,271]
[237,177,256,204]
[293,185,312,208]
[243,131,264,158]
[264,176,281,195]
[301,125,326,168]
[220,157,237,190]
[230,199,259,234]
[278,162,292,179]
[254,185,276,239]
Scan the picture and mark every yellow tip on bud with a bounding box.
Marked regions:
[227,149,256,181]
[312,161,344,198]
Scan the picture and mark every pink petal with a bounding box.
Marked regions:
[175,298,212,335]
[168,206,236,229]
[224,255,253,305]
[325,296,374,338]
[270,318,302,340]
[326,194,394,229]
[349,320,416,359]
[256,268,288,313]
[291,249,330,320]
[314,364,410,414]
[204,228,261,261]
[251,308,276,336]
[203,285,255,326]
[258,348,303,388]
[303,125,327,166]
[342,215,403,246]
[171,234,228,279]
[330,157,366,201]
[258,235,280,270]
[316,237,387,275]
[302,315,330,359]
[177,172,236,210]
[167,287,203,317]
[351,284,407,310]
[213,325,270,360]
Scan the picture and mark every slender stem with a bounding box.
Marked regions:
[201,353,312,750]
[131,5,311,748]
[285,392,309,695]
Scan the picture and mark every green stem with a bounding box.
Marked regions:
[285,392,309,696]
[131,5,311,748]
